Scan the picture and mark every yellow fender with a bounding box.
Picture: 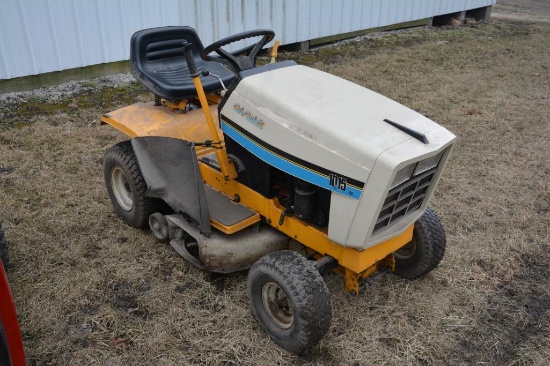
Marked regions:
[100,102,224,157]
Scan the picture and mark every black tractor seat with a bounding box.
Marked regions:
[130,26,235,101]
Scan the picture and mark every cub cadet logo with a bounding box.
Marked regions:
[233,103,265,129]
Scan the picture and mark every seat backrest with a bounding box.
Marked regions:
[130,26,235,101]
[130,27,204,100]
[131,26,204,66]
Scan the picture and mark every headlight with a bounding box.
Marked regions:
[391,163,415,189]
[414,151,443,175]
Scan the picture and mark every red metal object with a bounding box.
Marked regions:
[0,261,26,366]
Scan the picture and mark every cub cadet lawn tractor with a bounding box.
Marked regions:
[100,27,456,353]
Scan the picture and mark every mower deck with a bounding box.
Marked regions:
[166,214,288,273]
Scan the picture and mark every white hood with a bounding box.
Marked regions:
[222,65,440,178]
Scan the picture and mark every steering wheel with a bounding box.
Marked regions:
[201,29,275,73]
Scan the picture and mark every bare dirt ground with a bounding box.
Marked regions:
[0,1,549,365]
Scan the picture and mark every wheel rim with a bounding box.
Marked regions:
[111,167,133,212]
[262,282,293,329]
[394,239,416,260]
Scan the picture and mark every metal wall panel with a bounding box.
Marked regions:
[0,0,496,80]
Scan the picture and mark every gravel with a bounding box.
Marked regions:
[0,72,135,105]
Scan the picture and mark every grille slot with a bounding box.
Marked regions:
[373,167,437,234]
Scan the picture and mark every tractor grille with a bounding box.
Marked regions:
[373,166,437,234]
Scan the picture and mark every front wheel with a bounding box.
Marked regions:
[393,207,446,279]
[247,250,332,354]
[103,141,163,229]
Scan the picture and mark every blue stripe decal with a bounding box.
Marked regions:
[221,120,362,199]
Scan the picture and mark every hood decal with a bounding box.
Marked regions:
[221,115,364,199]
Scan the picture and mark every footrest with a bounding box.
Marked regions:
[204,185,260,234]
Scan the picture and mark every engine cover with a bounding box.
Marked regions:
[220,64,455,249]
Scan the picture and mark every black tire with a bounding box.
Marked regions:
[103,141,163,229]
[393,207,446,279]
[0,223,8,269]
[247,250,332,354]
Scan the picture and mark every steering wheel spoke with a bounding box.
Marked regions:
[214,48,239,70]
[249,35,270,60]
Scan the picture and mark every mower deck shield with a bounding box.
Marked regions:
[131,137,211,235]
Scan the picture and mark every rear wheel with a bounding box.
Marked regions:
[247,250,332,354]
[393,207,446,279]
[103,141,163,229]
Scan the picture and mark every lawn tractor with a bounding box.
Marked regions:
[100,27,456,353]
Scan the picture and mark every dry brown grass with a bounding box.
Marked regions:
[1,2,549,365]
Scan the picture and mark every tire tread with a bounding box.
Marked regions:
[248,251,332,354]
[103,140,162,228]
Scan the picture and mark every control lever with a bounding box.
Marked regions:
[278,206,293,226]
[181,41,199,77]
[201,70,227,91]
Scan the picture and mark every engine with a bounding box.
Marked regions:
[224,135,331,228]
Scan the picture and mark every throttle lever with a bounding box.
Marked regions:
[201,70,227,91]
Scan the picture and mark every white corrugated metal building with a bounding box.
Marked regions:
[0,0,496,80]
